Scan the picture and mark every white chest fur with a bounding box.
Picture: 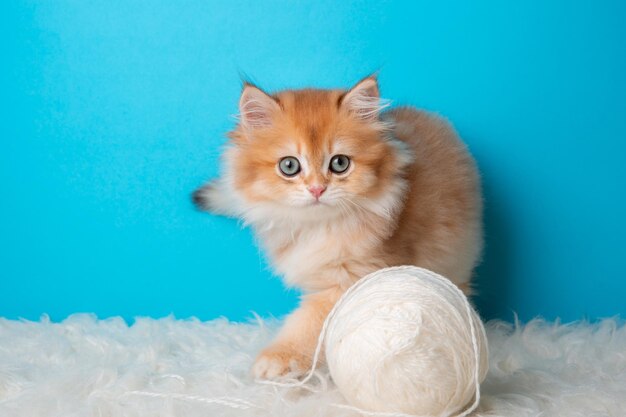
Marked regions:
[257,216,388,292]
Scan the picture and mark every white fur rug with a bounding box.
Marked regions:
[1,314,625,417]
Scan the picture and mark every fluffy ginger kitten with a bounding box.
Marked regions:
[193,76,483,379]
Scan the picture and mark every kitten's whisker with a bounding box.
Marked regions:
[343,197,369,216]
[337,200,351,220]
[337,199,368,234]
[350,197,393,220]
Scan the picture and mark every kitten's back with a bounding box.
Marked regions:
[383,108,483,291]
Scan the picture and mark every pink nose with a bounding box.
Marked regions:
[307,185,327,199]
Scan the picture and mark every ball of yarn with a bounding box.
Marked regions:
[324,266,489,417]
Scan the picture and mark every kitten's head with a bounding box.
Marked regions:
[202,76,411,223]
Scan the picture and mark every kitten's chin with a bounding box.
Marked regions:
[245,200,345,225]
[290,201,344,221]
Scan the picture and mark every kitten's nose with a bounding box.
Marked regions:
[307,185,327,199]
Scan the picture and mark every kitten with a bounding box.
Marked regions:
[193,76,483,379]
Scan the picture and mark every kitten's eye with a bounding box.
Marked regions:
[329,155,351,174]
[278,156,301,177]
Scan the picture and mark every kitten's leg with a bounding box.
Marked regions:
[192,178,240,217]
[253,286,342,379]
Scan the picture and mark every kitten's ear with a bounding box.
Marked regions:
[340,76,387,121]
[239,83,280,129]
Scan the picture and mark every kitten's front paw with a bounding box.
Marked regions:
[252,344,311,380]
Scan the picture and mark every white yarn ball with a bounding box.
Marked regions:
[324,266,489,417]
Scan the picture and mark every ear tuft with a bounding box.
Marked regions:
[239,84,280,129]
[341,76,389,121]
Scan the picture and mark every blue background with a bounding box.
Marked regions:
[1,1,625,323]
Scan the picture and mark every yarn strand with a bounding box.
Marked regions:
[124,390,265,410]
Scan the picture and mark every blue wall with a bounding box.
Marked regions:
[2,1,625,323]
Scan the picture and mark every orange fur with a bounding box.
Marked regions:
[193,76,483,379]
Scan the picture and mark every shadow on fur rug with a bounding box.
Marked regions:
[1,314,625,416]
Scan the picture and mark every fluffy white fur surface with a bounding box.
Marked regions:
[0,314,625,417]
